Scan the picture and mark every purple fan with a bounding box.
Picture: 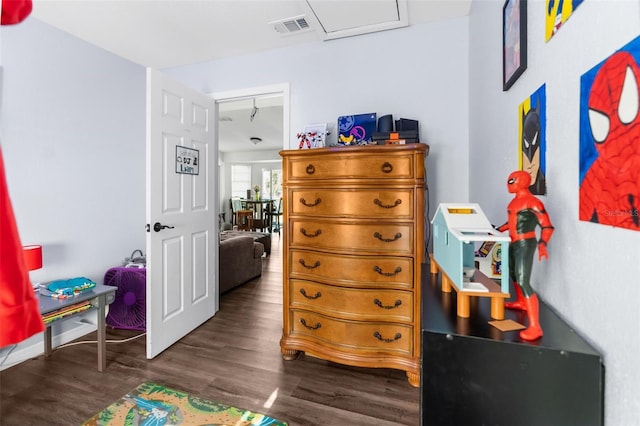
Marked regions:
[104,267,146,331]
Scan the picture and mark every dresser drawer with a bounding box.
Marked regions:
[289,188,414,219]
[287,153,416,180]
[290,279,413,322]
[290,220,414,254]
[290,250,413,289]
[290,309,413,355]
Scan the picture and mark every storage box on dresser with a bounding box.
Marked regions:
[279,144,428,387]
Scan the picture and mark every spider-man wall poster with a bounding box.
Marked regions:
[545,0,585,42]
[579,35,640,231]
[518,84,546,195]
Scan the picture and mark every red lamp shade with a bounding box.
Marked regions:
[1,0,33,25]
[23,245,42,271]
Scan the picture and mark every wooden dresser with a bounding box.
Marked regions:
[279,144,428,387]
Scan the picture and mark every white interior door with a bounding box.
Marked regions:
[146,68,218,359]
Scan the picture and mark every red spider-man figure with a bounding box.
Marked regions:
[580,51,640,229]
[497,171,554,341]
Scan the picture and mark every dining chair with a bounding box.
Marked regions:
[230,198,244,227]
[266,197,283,234]
[236,210,253,231]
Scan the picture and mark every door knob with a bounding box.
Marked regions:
[153,222,175,232]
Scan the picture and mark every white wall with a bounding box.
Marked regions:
[469,1,640,424]
[165,18,471,224]
[0,18,145,367]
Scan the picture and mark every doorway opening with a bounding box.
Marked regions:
[212,84,289,230]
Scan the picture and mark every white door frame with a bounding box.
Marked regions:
[212,83,289,233]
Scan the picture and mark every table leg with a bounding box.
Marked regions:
[457,294,471,318]
[441,274,452,293]
[266,211,272,233]
[97,294,107,372]
[44,326,52,358]
[490,298,505,320]
[267,201,274,232]
[429,254,438,274]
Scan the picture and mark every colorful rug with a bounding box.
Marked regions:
[83,382,287,426]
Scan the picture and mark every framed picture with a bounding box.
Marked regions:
[503,0,527,91]
[518,84,547,195]
[175,145,199,175]
[545,0,584,42]
[337,113,377,145]
[299,123,327,149]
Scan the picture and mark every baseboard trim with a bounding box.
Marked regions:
[0,321,97,371]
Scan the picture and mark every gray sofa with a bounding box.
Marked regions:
[220,230,271,256]
[219,235,264,294]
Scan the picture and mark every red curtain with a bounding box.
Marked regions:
[0,148,44,348]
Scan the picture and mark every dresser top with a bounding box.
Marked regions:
[421,268,601,357]
[280,143,429,158]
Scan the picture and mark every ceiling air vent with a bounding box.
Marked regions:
[271,15,311,35]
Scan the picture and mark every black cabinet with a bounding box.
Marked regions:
[421,267,604,426]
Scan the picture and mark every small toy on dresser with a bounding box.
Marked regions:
[298,124,327,149]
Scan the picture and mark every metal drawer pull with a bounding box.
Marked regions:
[373,331,402,342]
[373,266,402,276]
[306,164,315,174]
[300,197,322,207]
[381,162,393,173]
[300,228,322,237]
[373,232,402,243]
[300,288,322,299]
[299,259,320,269]
[300,318,321,330]
[374,198,402,209]
[373,299,402,309]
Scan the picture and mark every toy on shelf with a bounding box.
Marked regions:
[430,203,511,320]
[496,170,555,341]
[296,132,311,149]
[298,124,327,149]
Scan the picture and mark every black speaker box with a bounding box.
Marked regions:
[377,114,394,132]
[395,118,419,141]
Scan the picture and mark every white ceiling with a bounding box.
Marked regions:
[218,95,284,153]
[30,0,471,153]
[31,1,471,69]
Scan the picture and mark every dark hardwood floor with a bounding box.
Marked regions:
[0,235,420,425]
